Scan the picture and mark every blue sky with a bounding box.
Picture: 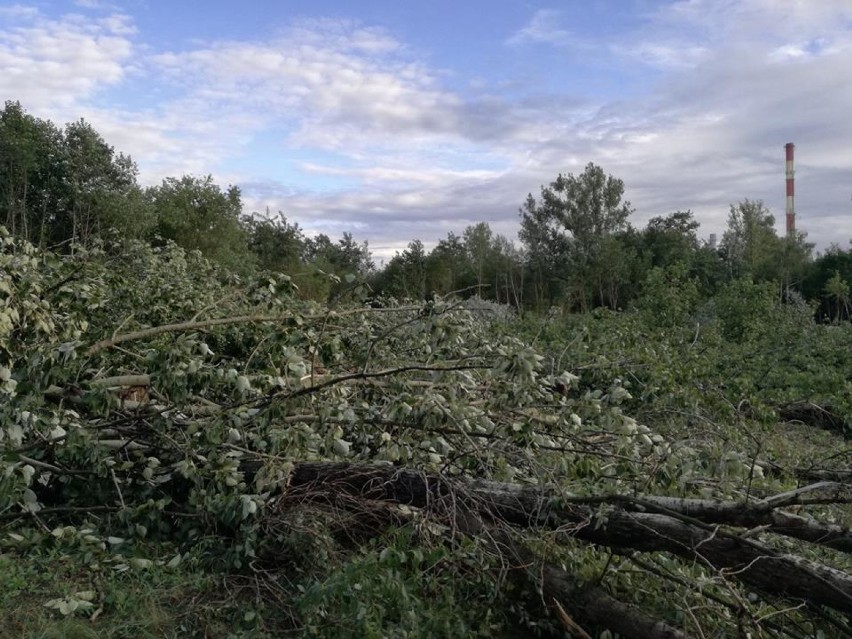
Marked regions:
[2,0,851,257]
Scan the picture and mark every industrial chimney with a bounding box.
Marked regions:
[785,143,795,236]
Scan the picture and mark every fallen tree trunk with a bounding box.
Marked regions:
[275,465,694,639]
[608,483,852,555]
[494,528,693,639]
[283,462,852,616]
[498,531,694,639]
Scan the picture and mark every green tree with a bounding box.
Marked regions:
[520,163,633,311]
[149,175,248,271]
[776,232,814,297]
[245,211,308,275]
[642,211,700,269]
[713,277,778,342]
[0,102,64,244]
[823,270,851,323]
[720,200,776,278]
[635,262,700,331]
[802,245,852,321]
[60,119,144,246]
[378,240,428,299]
[491,234,524,307]
[424,233,471,297]
[721,199,813,294]
[463,222,495,297]
[636,210,726,298]
[306,232,373,278]
[595,233,639,310]
[0,103,151,247]
[302,232,373,302]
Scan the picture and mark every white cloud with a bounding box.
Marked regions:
[506,9,576,48]
[497,1,852,248]
[73,0,120,10]
[0,5,39,19]
[299,163,503,188]
[151,21,464,151]
[614,41,709,68]
[0,9,134,111]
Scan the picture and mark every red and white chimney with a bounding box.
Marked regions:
[785,143,795,236]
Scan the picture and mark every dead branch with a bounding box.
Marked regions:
[88,374,151,388]
[85,305,424,356]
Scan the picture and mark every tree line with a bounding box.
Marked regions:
[2,101,850,320]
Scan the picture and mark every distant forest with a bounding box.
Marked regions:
[2,100,850,321]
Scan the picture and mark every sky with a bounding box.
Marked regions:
[2,0,851,259]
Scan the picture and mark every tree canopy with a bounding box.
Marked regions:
[2,101,851,323]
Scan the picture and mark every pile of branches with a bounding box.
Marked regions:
[2,232,852,637]
[17,336,852,638]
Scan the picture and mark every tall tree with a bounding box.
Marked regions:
[642,211,700,269]
[306,232,373,277]
[149,175,247,271]
[0,102,63,244]
[491,234,524,308]
[424,233,471,297]
[61,119,142,246]
[638,210,726,297]
[721,199,811,291]
[520,163,633,311]
[802,245,852,322]
[823,271,851,323]
[378,240,428,300]
[720,199,780,279]
[463,222,495,297]
[0,104,149,247]
[245,212,308,274]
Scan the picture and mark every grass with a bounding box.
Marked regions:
[0,549,292,638]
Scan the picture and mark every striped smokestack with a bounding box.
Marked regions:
[785,143,795,236]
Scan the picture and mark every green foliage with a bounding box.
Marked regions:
[642,211,700,269]
[2,103,852,637]
[149,175,249,273]
[721,199,778,278]
[520,163,635,311]
[0,546,283,638]
[1,226,851,637]
[824,270,851,322]
[720,199,813,292]
[0,102,149,248]
[635,263,699,330]
[297,532,508,638]
[375,240,428,299]
[3,101,843,320]
[377,224,524,305]
[713,277,778,342]
[245,212,306,275]
[0,101,65,244]
[0,103,376,287]
[803,245,852,322]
